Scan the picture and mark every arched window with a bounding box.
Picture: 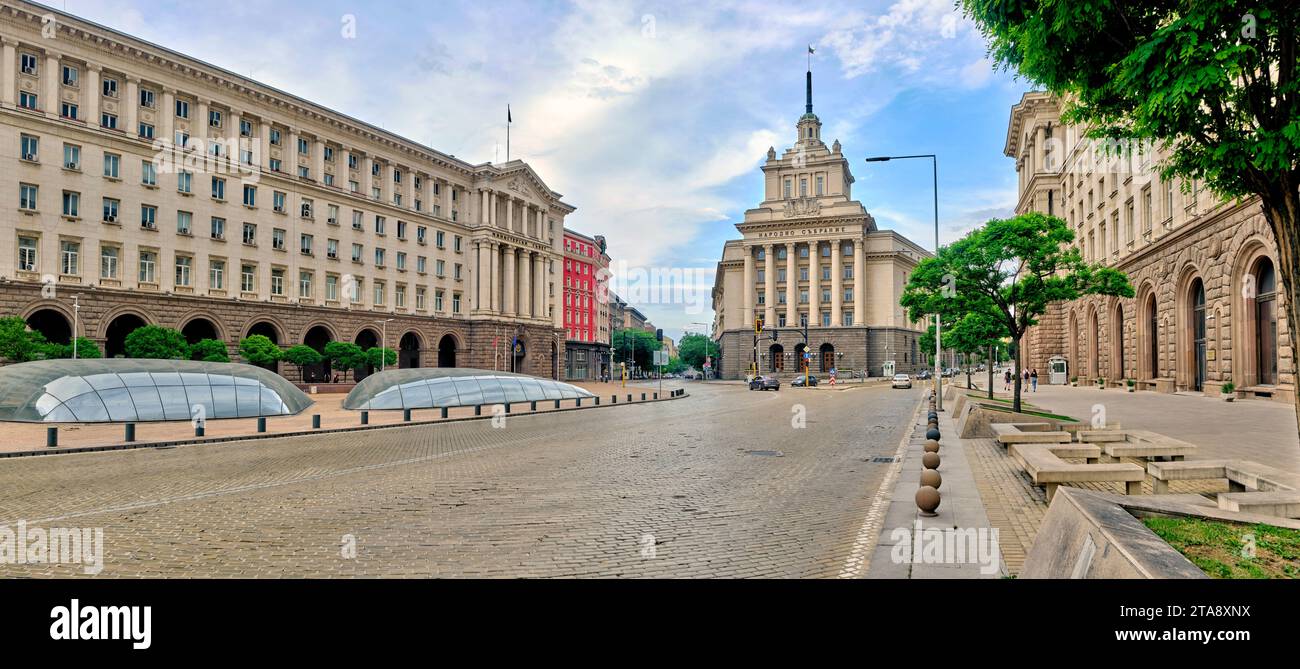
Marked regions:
[1254,258,1279,385]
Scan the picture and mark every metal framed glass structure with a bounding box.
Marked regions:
[344,368,596,411]
[0,359,313,423]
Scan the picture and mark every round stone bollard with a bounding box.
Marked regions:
[922,451,941,470]
[920,469,942,489]
[916,485,941,517]
[926,427,942,441]
[924,439,940,453]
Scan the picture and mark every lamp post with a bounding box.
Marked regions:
[378,318,394,372]
[865,154,942,410]
[688,321,714,380]
[71,294,82,359]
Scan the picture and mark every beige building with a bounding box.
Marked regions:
[1008,91,1293,401]
[710,69,929,380]
[0,1,574,380]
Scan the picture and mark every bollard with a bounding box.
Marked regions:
[46,426,58,448]
[641,393,646,401]
[257,416,267,433]
[920,469,942,489]
[916,486,941,517]
[575,398,581,407]
[195,424,205,437]
[612,395,617,404]
[627,394,632,402]
[653,393,658,400]
[441,407,449,419]
[555,399,561,409]
[926,427,941,441]
[595,397,601,405]
[361,411,369,425]
[504,403,512,414]
[124,423,136,442]
[530,401,538,411]
[312,414,321,429]
[475,405,482,416]
[403,408,412,422]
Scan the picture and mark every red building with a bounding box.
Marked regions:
[563,229,611,380]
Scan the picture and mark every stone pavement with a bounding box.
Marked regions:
[866,398,1005,579]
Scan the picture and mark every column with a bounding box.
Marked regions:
[809,242,820,327]
[742,247,755,328]
[476,241,490,311]
[229,110,244,167]
[534,254,546,323]
[44,51,60,116]
[161,88,175,144]
[197,97,210,141]
[312,138,326,182]
[489,242,499,311]
[1035,124,1047,171]
[480,189,489,225]
[124,76,138,134]
[361,154,374,196]
[490,191,499,228]
[831,240,843,327]
[506,198,515,233]
[853,239,865,326]
[519,250,532,318]
[286,127,300,178]
[84,65,100,126]
[763,244,776,327]
[502,245,517,316]
[1,37,16,106]
[785,242,797,326]
[260,119,274,171]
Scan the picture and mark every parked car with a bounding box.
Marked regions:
[791,375,819,387]
[891,373,913,389]
[749,375,780,391]
[915,369,932,380]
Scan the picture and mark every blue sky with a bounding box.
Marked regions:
[62,0,1031,340]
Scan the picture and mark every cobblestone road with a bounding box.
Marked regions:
[0,382,921,578]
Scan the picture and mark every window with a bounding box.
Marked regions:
[396,220,407,239]
[269,158,282,172]
[777,269,786,282]
[326,275,339,301]
[844,288,853,302]
[175,256,192,286]
[270,268,285,296]
[211,217,226,240]
[241,264,256,292]
[783,179,792,199]
[816,175,824,196]
[454,236,462,253]
[177,211,192,235]
[239,119,252,137]
[209,109,222,128]
[298,137,309,155]
[842,312,853,326]
[351,243,363,262]
[435,230,445,248]
[100,113,117,130]
[19,91,37,110]
[140,205,157,229]
[269,128,281,145]
[141,160,157,186]
[396,252,406,270]
[375,216,386,235]
[299,271,313,298]
[61,191,79,217]
[63,144,81,170]
[177,170,192,194]
[416,287,427,310]
[452,293,461,313]
[102,198,119,222]
[243,185,257,207]
[139,89,155,108]
[327,239,339,260]
[103,152,119,178]
[60,102,78,120]
[139,251,157,283]
[20,53,37,75]
[435,259,446,277]
[100,246,119,279]
[843,266,853,280]
[374,248,386,266]
[242,223,257,245]
[324,146,334,162]
[60,64,78,84]
[417,256,427,273]
[138,122,154,140]
[799,178,807,197]
[417,226,427,244]
[435,290,445,312]
[273,191,286,213]
[175,99,189,119]
[20,134,38,161]
[352,211,364,230]
[395,284,406,308]
[272,228,286,251]
[300,233,313,255]
[301,199,313,218]
[18,236,38,271]
[298,166,310,179]
[1142,187,1153,234]
[209,260,225,290]
[348,155,358,169]
[373,282,385,306]
[60,241,80,276]
[327,204,339,225]
[454,263,463,280]
[212,177,226,201]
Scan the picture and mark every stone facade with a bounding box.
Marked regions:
[1008,91,1293,401]
[717,325,924,380]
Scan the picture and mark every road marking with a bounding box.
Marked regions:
[837,394,924,579]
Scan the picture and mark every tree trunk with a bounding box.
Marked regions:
[987,344,995,400]
[1258,187,1300,442]
[1011,336,1023,414]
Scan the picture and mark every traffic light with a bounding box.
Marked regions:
[754,316,764,333]
[655,328,663,342]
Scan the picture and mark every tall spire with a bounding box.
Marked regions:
[806,69,813,115]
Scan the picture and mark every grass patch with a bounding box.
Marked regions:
[973,401,1077,423]
[1142,516,1300,579]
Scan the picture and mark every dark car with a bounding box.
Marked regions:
[791,375,818,387]
[915,369,932,380]
[749,375,780,391]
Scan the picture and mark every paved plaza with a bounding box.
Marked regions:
[0,382,922,578]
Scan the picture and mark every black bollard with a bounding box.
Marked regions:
[555,399,562,409]
[474,405,482,416]
[441,407,449,419]
[257,417,267,433]
[124,423,136,442]
[361,411,369,425]
[530,401,538,411]
[195,424,205,437]
[403,408,412,422]
[312,414,321,429]
[46,426,57,448]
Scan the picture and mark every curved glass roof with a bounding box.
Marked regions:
[344,368,596,411]
[0,359,313,423]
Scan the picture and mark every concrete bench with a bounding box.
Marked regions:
[1216,491,1300,518]
[992,422,1072,447]
[1008,443,1145,502]
[1102,429,1197,462]
[1147,459,1300,495]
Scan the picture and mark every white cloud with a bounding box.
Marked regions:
[820,0,986,82]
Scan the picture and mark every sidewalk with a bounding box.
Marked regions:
[866,398,1006,579]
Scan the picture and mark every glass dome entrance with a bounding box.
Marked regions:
[343,368,595,411]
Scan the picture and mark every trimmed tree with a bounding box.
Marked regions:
[282,344,323,378]
[0,316,49,363]
[124,325,189,360]
[239,334,282,368]
[43,337,103,360]
[189,338,230,362]
[962,0,1300,430]
[323,341,367,381]
[365,346,397,370]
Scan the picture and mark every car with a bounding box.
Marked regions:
[791,375,818,387]
[915,369,932,380]
[891,373,913,389]
[749,375,780,391]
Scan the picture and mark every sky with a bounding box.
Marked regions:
[56,0,1031,340]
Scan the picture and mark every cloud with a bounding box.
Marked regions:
[820,0,987,83]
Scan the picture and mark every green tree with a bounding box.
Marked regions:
[677,333,715,371]
[962,0,1300,425]
[365,346,397,370]
[238,334,281,367]
[124,325,189,360]
[323,341,367,381]
[0,316,49,363]
[947,310,1005,398]
[281,344,323,379]
[43,337,103,360]
[611,328,659,374]
[902,212,1133,412]
[665,357,687,375]
[188,338,230,362]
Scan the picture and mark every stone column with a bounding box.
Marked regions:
[84,64,100,126]
[519,250,532,318]
[853,239,865,326]
[475,241,490,311]
[260,119,274,172]
[809,242,820,326]
[161,88,175,144]
[1,37,15,106]
[785,242,797,326]
[490,191,499,228]
[312,138,326,182]
[534,253,546,323]
[361,155,374,197]
[831,240,843,327]
[124,76,138,135]
[286,127,300,178]
[489,242,500,312]
[506,198,515,233]
[742,247,755,328]
[229,110,244,165]
[502,245,517,316]
[480,189,489,225]
[44,51,59,116]
[763,244,776,327]
[197,97,210,143]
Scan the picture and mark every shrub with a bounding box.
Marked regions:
[1221,382,1236,395]
[323,341,367,380]
[283,344,323,369]
[124,325,189,359]
[189,338,230,362]
[0,316,50,363]
[43,337,102,359]
[366,346,397,369]
[239,335,282,367]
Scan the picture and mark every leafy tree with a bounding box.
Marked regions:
[948,310,1005,398]
[677,333,715,371]
[323,341,367,381]
[365,347,397,370]
[665,357,687,375]
[43,337,102,360]
[238,334,281,367]
[611,328,660,373]
[124,325,189,360]
[282,344,323,368]
[188,338,230,362]
[962,0,1300,425]
[0,316,49,363]
[902,212,1133,412]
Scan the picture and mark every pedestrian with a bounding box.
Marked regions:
[1031,368,1038,392]
[1003,369,1012,392]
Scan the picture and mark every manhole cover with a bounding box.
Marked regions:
[870,456,897,463]
[747,450,784,457]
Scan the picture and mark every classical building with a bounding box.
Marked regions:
[1007,91,1293,402]
[562,227,610,381]
[710,67,929,380]
[0,1,574,381]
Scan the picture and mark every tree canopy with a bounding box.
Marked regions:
[124,325,190,360]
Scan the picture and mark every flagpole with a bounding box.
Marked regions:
[506,104,511,163]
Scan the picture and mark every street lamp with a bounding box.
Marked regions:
[865,154,942,410]
[687,321,714,380]
[378,318,394,372]
[71,294,82,359]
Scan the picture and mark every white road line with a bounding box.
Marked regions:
[837,394,924,579]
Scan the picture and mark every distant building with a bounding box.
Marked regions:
[562,228,610,380]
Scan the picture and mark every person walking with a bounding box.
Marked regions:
[1003,369,1012,392]
[1030,368,1039,392]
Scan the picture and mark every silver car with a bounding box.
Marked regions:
[891,373,912,389]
